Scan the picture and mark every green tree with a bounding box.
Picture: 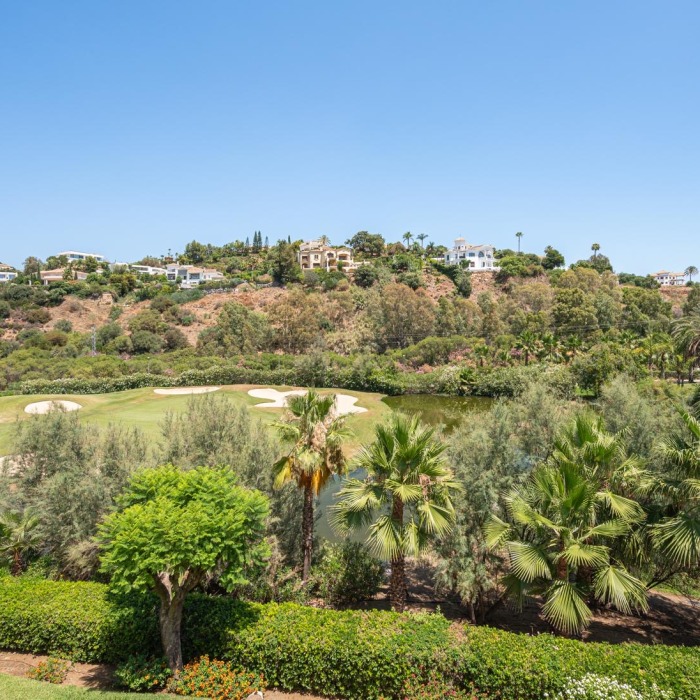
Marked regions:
[268,241,301,284]
[515,330,539,366]
[516,231,524,253]
[0,508,41,575]
[542,246,565,270]
[331,413,459,611]
[345,231,385,257]
[274,391,348,582]
[416,233,428,249]
[591,243,601,258]
[684,265,697,283]
[197,302,271,355]
[402,231,413,247]
[672,312,700,360]
[98,465,268,671]
[374,283,435,350]
[487,414,648,635]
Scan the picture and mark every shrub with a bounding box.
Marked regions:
[0,578,699,699]
[114,654,173,692]
[130,330,164,354]
[53,319,73,333]
[312,542,385,606]
[27,657,72,684]
[173,656,265,700]
[552,674,673,700]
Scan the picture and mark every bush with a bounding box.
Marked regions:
[173,656,265,699]
[114,654,173,692]
[312,542,384,606]
[27,657,72,684]
[0,578,699,699]
[552,674,673,700]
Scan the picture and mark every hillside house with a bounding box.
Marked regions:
[40,268,90,285]
[166,264,225,288]
[298,240,354,271]
[444,238,498,270]
[56,251,106,263]
[0,263,17,283]
[652,270,686,286]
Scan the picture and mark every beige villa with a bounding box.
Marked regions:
[298,240,355,271]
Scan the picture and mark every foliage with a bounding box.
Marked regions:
[98,465,269,669]
[114,655,173,692]
[173,656,265,700]
[332,413,459,611]
[1,578,699,699]
[27,657,72,684]
[311,541,384,606]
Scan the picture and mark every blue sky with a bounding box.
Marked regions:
[1,1,698,273]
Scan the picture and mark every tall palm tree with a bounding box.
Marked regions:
[591,243,601,259]
[402,231,413,247]
[486,414,648,636]
[331,414,459,611]
[0,509,42,575]
[274,391,349,581]
[653,410,700,569]
[515,231,523,253]
[416,233,428,249]
[672,313,700,360]
[318,235,331,246]
[685,265,698,283]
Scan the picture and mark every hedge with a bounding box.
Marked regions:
[0,577,698,699]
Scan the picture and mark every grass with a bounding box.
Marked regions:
[0,673,179,699]
[0,385,391,457]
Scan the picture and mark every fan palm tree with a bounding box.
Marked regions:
[274,391,349,581]
[473,343,491,368]
[685,265,698,283]
[416,233,428,249]
[672,312,700,360]
[653,410,700,569]
[515,231,523,253]
[539,333,561,362]
[515,331,539,366]
[564,335,583,361]
[486,415,648,635]
[402,231,414,247]
[331,413,459,611]
[0,508,42,575]
[591,243,601,259]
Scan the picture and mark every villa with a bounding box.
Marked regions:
[444,238,498,270]
[40,268,90,285]
[298,240,355,271]
[0,263,17,283]
[56,251,106,263]
[652,270,686,287]
[166,264,225,288]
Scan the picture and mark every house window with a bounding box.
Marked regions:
[468,252,475,257]
[478,252,484,257]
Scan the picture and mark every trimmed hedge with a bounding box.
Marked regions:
[1,577,698,699]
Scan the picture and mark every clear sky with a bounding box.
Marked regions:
[1,1,699,273]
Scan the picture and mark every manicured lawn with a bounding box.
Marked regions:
[0,673,179,699]
[0,385,390,456]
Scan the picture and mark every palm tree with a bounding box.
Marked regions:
[672,313,700,360]
[274,390,349,581]
[416,233,428,249]
[0,509,42,575]
[318,235,331,246]
[473,343,491,368]
[539,333,560,362]
[653,410,700,569]
[331,414,459,611]
[515,231,523,254]
[564,335,583,361]
[486,415,648,635]
[685,266,698,283]
[591,243,601,259]
[402,231,414,247]
[515,331,539,366]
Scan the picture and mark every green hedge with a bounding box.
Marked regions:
[1,577,698,699]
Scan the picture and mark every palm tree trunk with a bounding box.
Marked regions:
[302,483,314,582]
[389,497,407,612]
[11,550,22,576]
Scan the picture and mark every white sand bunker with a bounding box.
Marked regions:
[24,400,82,415]
[154,387,221,395]
[248,388,367,416]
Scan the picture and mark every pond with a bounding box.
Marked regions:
[317,394,493,541]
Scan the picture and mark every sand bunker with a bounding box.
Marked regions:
[24,400,82,415]
[154,387,221,395]
[248,388,367,416]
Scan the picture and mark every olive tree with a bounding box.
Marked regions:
[98,465,269,671]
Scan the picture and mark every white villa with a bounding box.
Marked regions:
[652,270,686,287]
[298,240,355,271]
[444,238,498,270]
[166,264,225,288]
[0,263,17,283]
[56,251,106,263]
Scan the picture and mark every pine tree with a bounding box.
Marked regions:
[264,236,269,248]
[245,236,250,249]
